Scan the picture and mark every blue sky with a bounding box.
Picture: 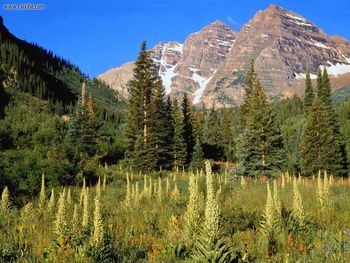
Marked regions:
[2,0,350,77]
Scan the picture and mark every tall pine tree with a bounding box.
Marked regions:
[220,107,235,161]
[65,81,98,158]
[300,98,342,176]
[193,104,206,144]
[238,77,285,176]
[147,80,171,170]
[240,60,257,129]
[304,68,314,116]
[305,67,349,176]
[172,99,187,169]
[190,138,205,172]
[164,96,175,168]
[203,104,225,160]
[124,41,159,169]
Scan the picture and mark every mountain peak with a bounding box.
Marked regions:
[210,20,228,27]
[267,3,279,9]
[99,5,350,107]
[201,20,234,32]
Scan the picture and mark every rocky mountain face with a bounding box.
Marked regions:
[98,4,350,107]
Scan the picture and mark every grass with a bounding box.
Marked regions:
[1,166,350,262]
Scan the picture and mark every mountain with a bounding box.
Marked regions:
[98,4,350,107]
[98,20,238,103]
[0,16,125,119]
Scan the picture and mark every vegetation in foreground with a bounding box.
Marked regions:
[1,163,350,262]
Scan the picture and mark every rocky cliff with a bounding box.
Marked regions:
[98,4,350,107]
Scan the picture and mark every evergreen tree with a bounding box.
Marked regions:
[311,68,348,176]
[172,99,187,169]
[319,68,332,111]
[193,105,206,143]
[65,82,98,157]
[124,41,159,169]
[240,60,257,129]
[147,80,170,170]
[205,104,220,146]
[238,78,285,176]
[182,93,195,166]
[164,96,174,168]
[316,67,323,97]
[236,128,260,177]
[300,98,342,176]
[203,104,225,160]
[220,107,235,161]
[80,95,98,157]
[190,138,205,172]
[263,108,286,172]
[304,68,314,116]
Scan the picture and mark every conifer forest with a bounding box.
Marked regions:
[1,10,350,263]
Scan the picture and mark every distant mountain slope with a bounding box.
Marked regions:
[332,86,350,103]
[98,4,350,107]
[0,16,126,119]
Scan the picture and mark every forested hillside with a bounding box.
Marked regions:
[0,17,126,204]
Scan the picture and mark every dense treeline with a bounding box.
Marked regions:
[1,34,350,205]
[124,43,349,177]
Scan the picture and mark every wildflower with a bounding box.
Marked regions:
[134,182,140,205]
[54,190,67,242]
[261,182,276,234]
[1,186,10,214]
[166,176,170,196]
[47,189,55,212]
[172,182,181,202]
[39,174,46,209]
[82,187,89,227]
[273,180,282,219]
[281,174,286,189]
[79,177,86,205]
[204,161,220,238]
[184,174,201,239]
[103,173,107,190]
[125,173,131,206]
[157,177,162,203]
[92,193,104,246]
[292,178,305,226]
[240,176,247,189]
[67,188,72,205]
[72,203,79,230]
[96,176,101,199]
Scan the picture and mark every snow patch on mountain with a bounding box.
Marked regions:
[190,67,199,73]
[322,57,350,76]
[295,57,350,79]
[294,72,317,80]
[311,41,330,49]
[286,14,312,27]
[161,66,177,95]
[155,42,181,95]
[217,39,232,47]
[192,70,216,104]
[168,43,183,53]
[291,20,312,27]
[286,13,307,22]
